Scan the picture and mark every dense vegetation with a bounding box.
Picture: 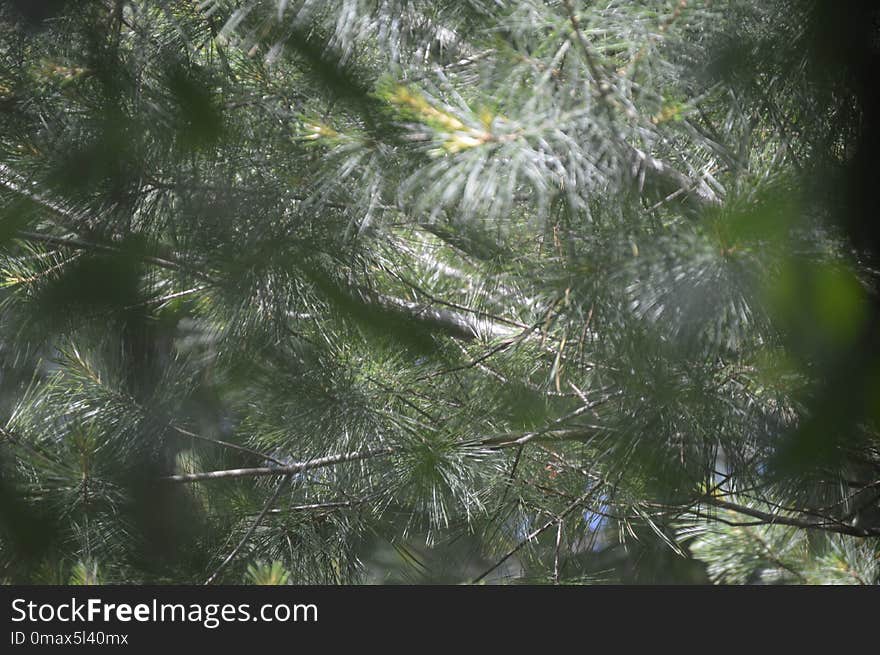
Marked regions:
[1,0,878,584]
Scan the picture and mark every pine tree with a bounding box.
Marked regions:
[0,0,878,584]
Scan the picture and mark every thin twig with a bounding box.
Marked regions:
[471,490,592,584]
[164,447,395,483]
[171,425,285,467]
[204,475,292,585]
[553,519,564,584]
[696,496,880,538]
[562,0,609,96]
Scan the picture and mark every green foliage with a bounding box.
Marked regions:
[69,561,102,586]
[680,502,880,585]
[245,561,291,585]
[0,0,877,585]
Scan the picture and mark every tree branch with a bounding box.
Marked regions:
[164,446,395,483]
[0,162,92,229]
[696,496,880,538]
[626,145,722,210]
[14,230,203,278]
[162,422,601,485]
[365,289,518,341]
[3,162,524,342]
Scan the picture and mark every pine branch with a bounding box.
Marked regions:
[13,231,201,279]
[3,165,525,342]
[203,475,292,586]
[626,145,722,210]
[695,496,880,538]
[161,424,602,485]
[562,0,610,95]
[170,425,285,467]
[471,489,594,584]
[559,4,722,211]
[164,446,396,483]
[358,288,519,341]
[0,163,92,229]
